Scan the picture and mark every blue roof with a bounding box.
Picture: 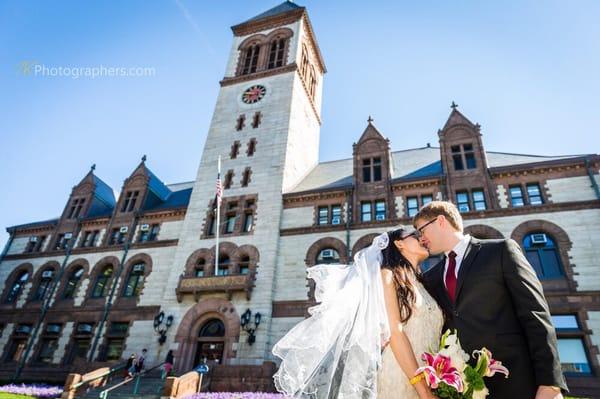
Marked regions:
[144,188,192,211]
[239,1,303,25]
[146,167,172,202]
[92,174,116,207]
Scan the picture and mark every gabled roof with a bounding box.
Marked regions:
[442,108,476,131]
[355,121,387,146]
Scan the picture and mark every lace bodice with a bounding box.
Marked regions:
[377,278,444,398]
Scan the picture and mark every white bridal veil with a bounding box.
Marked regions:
[272,233,391,398]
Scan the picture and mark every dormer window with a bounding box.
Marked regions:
[121,191,139,213]
[68,198,86,219]
[451,143,477,171]
[362,157,382,183]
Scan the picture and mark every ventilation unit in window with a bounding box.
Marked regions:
[77,324,93,333]
[140,224,150,232]
[321,249,334,258]
[29,236,38,243]
[133,264,144,273]
[46,324,61,333]
[375,214,386,221]
[119,226,129,233]
[16,325,31,334]
[331,216,341,225]
[42,270,54,279]
[531,233,548,245]
[64,232,73,239]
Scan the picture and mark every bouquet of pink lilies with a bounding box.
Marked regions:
[412,330,509,399]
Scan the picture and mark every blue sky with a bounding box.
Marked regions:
[1,0,599,248]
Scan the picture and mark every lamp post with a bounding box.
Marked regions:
[240,309,261,345]
[154,311,174,345]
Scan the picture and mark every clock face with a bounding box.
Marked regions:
[241,85,266,104]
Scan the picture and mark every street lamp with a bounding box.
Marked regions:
[240,309,261,345]
[154,311,174,345]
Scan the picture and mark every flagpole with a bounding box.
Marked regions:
[215,155,221,276]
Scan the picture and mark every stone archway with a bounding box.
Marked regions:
[173,298,240,372]
[464,224,504,240]
[351,234,379,257]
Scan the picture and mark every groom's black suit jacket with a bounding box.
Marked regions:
[422,237,567,398]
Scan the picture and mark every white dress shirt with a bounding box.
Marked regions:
[443,234,472,286]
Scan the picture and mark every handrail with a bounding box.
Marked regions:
[73,363,127,390]
[98,361,166,399]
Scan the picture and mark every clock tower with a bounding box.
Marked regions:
[166,1,326,365]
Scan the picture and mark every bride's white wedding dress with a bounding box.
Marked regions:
[272,233,444,399]
[377,276,444,399]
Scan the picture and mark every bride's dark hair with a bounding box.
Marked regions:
[381,228,421,323]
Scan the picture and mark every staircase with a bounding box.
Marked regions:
[80,368,166,399]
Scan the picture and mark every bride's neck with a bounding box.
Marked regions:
[403,255,419,274]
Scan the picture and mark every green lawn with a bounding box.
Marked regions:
[0,393,35,399]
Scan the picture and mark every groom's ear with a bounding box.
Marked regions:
[438,215,448,228]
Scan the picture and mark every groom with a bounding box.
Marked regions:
[413,201,567,399]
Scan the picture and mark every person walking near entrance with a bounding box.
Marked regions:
[135,348,147,374]
[162,350,174,379]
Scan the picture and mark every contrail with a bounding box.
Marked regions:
[173,0,216,56]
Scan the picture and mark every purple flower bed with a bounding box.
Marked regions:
[185,393,290,399]
[0,384,62,398]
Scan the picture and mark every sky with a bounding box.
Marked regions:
[1,0,599,249]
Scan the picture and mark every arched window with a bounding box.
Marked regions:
[523,233,564,279]
[33,268,55,301]
[241,44,261,75]
[199,319,225,337]
[196,259,206,277]
[239,255,250,275]
[267,37,286,69]
[123,263,145,297]
[217,256,230,276]
[63,267,84,299]
[300,46,309,79]
[316,248,340,265]
[5,271,29,303]
[308,65,317,99]
[91,265,113,298]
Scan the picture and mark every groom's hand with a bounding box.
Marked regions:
[535,386,563,399]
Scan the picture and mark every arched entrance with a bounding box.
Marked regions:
[194,319,225,367]
[173,298,241,372]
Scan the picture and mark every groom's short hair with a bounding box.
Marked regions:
[413,201,463,232]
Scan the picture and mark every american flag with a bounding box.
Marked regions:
[215,172,223,207]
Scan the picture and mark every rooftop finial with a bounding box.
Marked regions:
[367,115,374,123]
[451,101,458,110]
[91,163,96,172]
[142,154,147,163]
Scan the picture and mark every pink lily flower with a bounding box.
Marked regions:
[474,348,509,378]
[415,352,464,392]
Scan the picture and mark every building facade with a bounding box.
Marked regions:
[1,2,599,396]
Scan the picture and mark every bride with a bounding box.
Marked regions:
[272,228,443,399]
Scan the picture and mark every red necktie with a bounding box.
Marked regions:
[446,251,457,302]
